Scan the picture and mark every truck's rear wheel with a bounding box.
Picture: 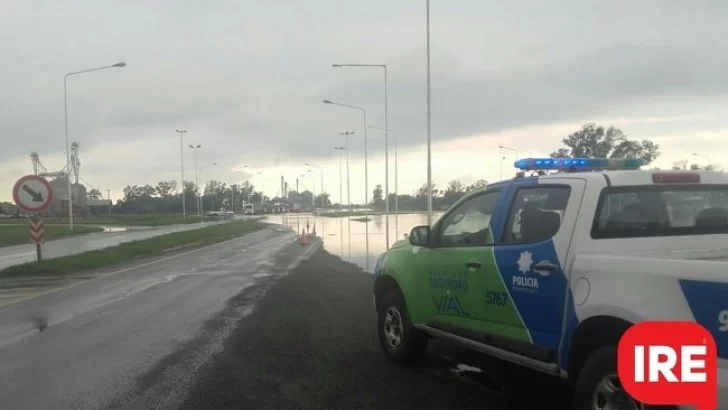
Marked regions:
[573,346,676,410]
[377,292,427,366]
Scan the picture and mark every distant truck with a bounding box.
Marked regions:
[243,203,262,215]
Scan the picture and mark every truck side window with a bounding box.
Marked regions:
[502,186,571,244]
[435,191,499,247]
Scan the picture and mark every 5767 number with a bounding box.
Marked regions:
[486,291,508,307]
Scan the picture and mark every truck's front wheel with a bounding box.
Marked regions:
[377,292,428,366]
[573,346,676,410]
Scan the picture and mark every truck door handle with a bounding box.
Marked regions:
[533,262,557,271]
[465,259,482,269]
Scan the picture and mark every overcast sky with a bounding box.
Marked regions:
[2,0,728,204]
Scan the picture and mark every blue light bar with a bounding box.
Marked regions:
[514,157,644,171]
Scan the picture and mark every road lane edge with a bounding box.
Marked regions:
[0,225,294,310]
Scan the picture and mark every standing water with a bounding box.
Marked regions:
[267,212,442,273]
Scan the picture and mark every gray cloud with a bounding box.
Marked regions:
[2,0,728,192]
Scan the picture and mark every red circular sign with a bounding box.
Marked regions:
[12,175,54,214]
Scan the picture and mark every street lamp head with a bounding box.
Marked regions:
[692,153,699,156]
[112,62,126,68]
[332,64,342,68]
[196,144,201,148]
[188,144,193,148]
[323,99,332,104]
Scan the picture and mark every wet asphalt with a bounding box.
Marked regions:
[0,225,308,410]
[178,250,573,410]
[0,228,573,410]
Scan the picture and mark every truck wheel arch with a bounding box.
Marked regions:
[374,275,405,311]
[567,315,633,384]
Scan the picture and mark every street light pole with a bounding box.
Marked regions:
[369,124,399,237]
[498,145,519,160]
[188,144,202,217]
[324,101,368,212]
[305,163,324,209]
[325,100,369,271]
[333,63,389,247]
[334,147,345,208]
[340,131,354,211]
[64,61,126,229]
[198,162,216,215]
[300,174,316,209]
[176,130,187,218]
[692,153,711,167]
[425,0,433,226]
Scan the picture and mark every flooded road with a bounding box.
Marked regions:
[267,212,441,272]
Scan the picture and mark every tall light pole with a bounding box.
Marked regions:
[334,146,346,208]
[324,100,368,210]
[176,129,187,218]
[498,145,519,160]
[305,163,324,209]
[370,124,399,238]
[188,144,202,217]
[340,131,354,211]
[64,61,126,229]
[300,174,316,209]
[333,63,390,248]
[692,153,710,167]
[260,177,279,208]
[426,0,433,226]
[325,100,369,270]
[199,162,217,214]
[247,171,263,204]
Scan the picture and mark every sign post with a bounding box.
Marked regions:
[12,175,54,263]
[29,214,44,262]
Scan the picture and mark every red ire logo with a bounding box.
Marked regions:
[618,321,718,410]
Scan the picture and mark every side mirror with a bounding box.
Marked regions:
[409,225,431,247]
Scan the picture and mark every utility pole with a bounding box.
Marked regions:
[340,131,353,211]
[175,130,187,218]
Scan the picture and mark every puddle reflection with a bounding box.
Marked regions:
[267,212,442,273]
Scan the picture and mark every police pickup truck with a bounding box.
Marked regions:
[373,157,728,409]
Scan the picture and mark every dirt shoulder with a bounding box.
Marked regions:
[178,249,571,410]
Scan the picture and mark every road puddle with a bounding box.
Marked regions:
[450,363,507,394]
[102,227,129,233]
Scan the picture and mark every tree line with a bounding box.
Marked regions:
[94,123,717,214]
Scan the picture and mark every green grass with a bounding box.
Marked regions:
[0,224,103,247]
[0,220,265,279]
[0,213,218,226]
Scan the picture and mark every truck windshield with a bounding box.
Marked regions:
[592,185,728,239]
